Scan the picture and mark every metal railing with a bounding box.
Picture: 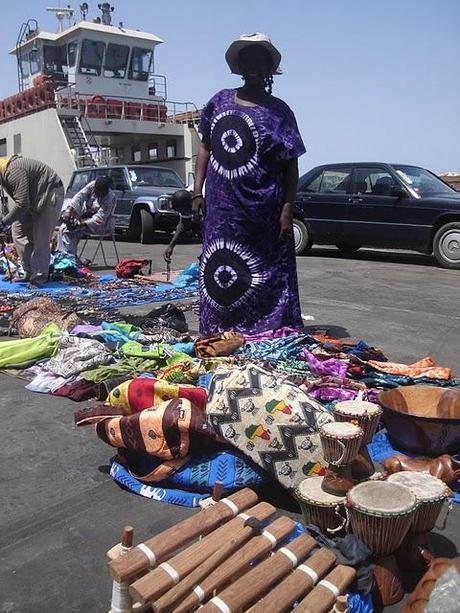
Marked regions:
[55,88,200,125]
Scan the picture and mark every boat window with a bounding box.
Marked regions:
[29,48,40,74]
[104,43,129,78]
[128,47,153,81]
[166,140,177,158]
[68,41,78,68]
[79,39,106,76]
[148,143,159,160]
[21,55,30,78]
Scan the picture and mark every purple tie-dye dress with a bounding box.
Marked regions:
[199,88,306,335]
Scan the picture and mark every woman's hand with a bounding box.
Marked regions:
[192,195,205,222]
[279,202,293,241]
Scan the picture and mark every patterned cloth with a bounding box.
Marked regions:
[107,377,207,413]
[206,364,332,488]
[366,356,451,380]
[198,88,305,334]
[44,335,112,378]
[96,398,217,464]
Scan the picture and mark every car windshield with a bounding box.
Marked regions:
[394,166,454,196]
[128,167,183,188]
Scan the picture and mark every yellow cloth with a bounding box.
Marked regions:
[0,155,13,178]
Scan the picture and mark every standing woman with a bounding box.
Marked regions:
[193,33,306,334]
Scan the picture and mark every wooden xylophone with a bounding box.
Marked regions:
[107,488,356,613]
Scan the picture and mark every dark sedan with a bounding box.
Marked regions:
[293,163,460,269]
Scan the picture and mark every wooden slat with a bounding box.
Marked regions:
[248,547,337,613]
[296,565,356,613]
[172,516,297,613]
[130,502,276,604]
[200,534,316,613]
[109,488,258,583]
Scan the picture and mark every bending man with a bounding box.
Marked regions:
[57,176,116,256]
[0,155,64,285]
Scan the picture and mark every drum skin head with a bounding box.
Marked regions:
[297,476,346,505]
[335,400,382,416]
[320,421,362,437]
[348,481,417,514]
[387,471,447,502]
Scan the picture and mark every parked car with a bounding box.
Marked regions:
[65,165,186,244]
[293,163,460,269]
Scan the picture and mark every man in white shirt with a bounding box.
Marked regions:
[57,176,116,256]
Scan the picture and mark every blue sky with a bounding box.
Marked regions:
[1,0,459,174]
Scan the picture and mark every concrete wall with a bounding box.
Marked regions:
[0,109,76,188]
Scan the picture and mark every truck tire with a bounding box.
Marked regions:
[293,218,312,255]
[433,222,460,269]
[140,209,155,245]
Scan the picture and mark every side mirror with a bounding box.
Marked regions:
[391,185,407,198]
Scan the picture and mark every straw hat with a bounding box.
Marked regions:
[225,33,282,75]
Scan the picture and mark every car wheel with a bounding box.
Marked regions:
[433,222,460,269]
[336,243,361,255]
[140,209,155,245]
[293,218,312,255]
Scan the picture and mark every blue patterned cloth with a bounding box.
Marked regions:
[110,449,268,508]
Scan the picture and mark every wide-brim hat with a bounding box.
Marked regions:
[225,33,282,76]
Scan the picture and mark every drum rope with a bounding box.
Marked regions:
[329,438,346,466]
[327,504,349,534]
[436,497,453,531]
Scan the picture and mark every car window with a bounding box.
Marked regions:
[352,167,398,196]
[300,172,322,193]
[394,165,455,196]
[128,167,184,188]
[108,168,128,190]
[70,171,93,192]
[319,168,352,193]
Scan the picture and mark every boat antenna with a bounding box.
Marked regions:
[98,2,114,25]
[46,6,75,32]
[80,2,89,20]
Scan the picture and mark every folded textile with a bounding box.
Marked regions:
[110,462,208,507]
[206,364,333,489]
[0,323,61,369]
[243,327,305,342]
[44,335,112,378]
[195,332,245,358]
[366,356,452,381]
[113,448,267,489]
[51,380,99,401]
[96,398,217,461]
[11,297,81,338]
[302,349,348,378]
[24,365,75,394]
[81,356,158,383]
[108,377,207,413]
[239,334,315,362]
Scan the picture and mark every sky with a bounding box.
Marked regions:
[0,0,459,175]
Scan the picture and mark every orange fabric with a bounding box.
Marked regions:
[367,356,451,381]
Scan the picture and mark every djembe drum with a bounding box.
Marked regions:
[319,421,363,496]
[296,476,347,534]
[333,400,382,480]
[347,480,418,606]
[387,471,451,569]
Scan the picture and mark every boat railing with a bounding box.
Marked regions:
[55,88,200,125]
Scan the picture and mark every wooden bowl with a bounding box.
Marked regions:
[378,386,460,455]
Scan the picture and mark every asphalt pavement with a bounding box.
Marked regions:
[0,239,458,613]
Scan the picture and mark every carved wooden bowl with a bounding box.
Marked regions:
[378,386,460,455]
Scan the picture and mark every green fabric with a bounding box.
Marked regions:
[82,356,159,383]
[0,323,61,369]
[111,322,141,336]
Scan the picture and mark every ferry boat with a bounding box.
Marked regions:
[0,3,201,188]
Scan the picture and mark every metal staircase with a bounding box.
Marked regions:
[60,115,98,168]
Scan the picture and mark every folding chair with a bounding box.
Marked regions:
[79,217,120,266]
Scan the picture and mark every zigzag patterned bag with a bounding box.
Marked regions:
[206,364,333,489]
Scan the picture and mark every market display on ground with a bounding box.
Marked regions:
[0,4,459,612]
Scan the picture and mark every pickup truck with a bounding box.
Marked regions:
[65,164,186,243]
